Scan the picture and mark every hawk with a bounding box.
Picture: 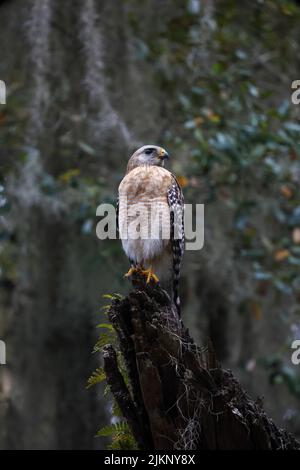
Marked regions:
[117,145,184,314]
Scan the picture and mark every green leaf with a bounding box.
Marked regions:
[93,332,115,352]
[97,323,114,331]
[87,367,106,389]
[96,421,129,437]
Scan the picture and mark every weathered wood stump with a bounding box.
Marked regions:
[103,275,300,450]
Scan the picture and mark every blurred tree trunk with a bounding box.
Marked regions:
[5,212,105,449]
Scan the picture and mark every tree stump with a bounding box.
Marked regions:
[103,275,300,450]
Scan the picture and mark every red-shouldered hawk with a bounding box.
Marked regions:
[117,145,184,315]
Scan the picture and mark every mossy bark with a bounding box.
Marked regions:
[103,275,300,450]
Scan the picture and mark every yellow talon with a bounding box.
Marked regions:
[124,266,138,278]
[141,266,159,284]
[124,265,159,283]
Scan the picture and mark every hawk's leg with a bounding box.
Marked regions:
[124,266,138,278]
[140,265,159,284]
[124,264,159,284]
[124,259,141,278]
[124,260,139,278]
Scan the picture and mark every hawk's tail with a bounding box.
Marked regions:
[168,177,185,317]
[173,278,181,316]
[172,244,182,316]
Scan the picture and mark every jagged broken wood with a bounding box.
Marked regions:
[103,275,300,450]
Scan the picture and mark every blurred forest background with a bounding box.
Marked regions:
[0,0,300,450]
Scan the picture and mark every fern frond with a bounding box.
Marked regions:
[112,400,122,418]
[102,294,113,300]
[96,421,128,437]
[97,322,114,331]
[108,434,137,450]
[97,420,137,449]
[93,291,136,450]
[87,367,106,389]
[104,384,110,397]
[111,293,124,300]
[102,293,124,301]
[101,304,111,314]
[93,331,115,352]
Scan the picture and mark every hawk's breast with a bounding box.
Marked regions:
[118,166,173,267]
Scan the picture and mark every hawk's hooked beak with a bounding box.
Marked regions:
[158,148,169,160]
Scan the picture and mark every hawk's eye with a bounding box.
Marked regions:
[145,148,154,155]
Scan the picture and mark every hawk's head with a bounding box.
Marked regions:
[127,145,169,172]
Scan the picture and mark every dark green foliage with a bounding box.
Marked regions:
[96,422,136,450]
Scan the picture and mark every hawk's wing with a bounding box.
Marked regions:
[116,196,119,234]
[116,195,135,266]
[167,176,185,315]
